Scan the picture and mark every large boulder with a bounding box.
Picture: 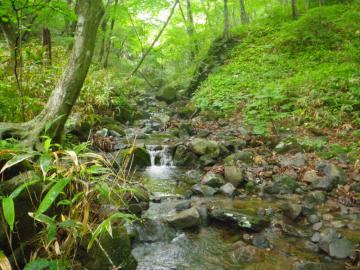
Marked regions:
[173,144,196,166]
[310,162,347,191]
[209,208,269,232]
[190,138,220,159]
[79,225,137,270]
[155,86,177,103]
[167,207,200,229]
[117,147,151,169]
[201,171,225,188]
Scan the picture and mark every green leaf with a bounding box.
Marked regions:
[36,178,71,215]
[0,152,38,174]
[43,138,52,153]
[2,197,15,231]
[10,178,40,199]
[39,153,52,179]
[24,259,68,270]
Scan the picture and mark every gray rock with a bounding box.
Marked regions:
[224,151,254,165]
[95,128,108,137]
[329,238,355,259]
[311,232,321,243]
[318,228,339,253]
[307,214,321,224]
[252,233,270,248]
[230,241,265,263]
[281,202,302,220]
[274,138,301,153]
[219,183,236,197]
[279,153,307,167]
[303,170,322,183]
[191,184,217,197]
[167,207,200,229]
[224,165,245,187]
[264,175,299,194]
[210,208,269,232]
[175,200,191,212]
[201,171,225,188]
[312,222,323,231]
[173,145,196,166]
[311,162,347,191]
[190,138,220,158]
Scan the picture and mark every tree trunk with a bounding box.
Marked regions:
[102,0,118,68]
[179,0,198,60]
[291,0,298,19]
[223,0,230,40]
[0,0,104,146]
[239,0,249,24]
[42,27,52,64]
[0,20,18,72]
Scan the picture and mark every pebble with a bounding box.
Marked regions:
[311,232,321,242]
[322,214,334,221]
[312,222,323,231]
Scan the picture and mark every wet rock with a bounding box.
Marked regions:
[95,128,108,137]
[224,165,245,187]
[230,241,265,263]
[224,151,254,165]
[118,147,151,169]
[219,183,236,197]
[264,175,299,194]
[167,207,200,229]
[173,144,196,167]
[191,184,217,197]
[80,225,137,270]
[195,206,209,225]
[280,202,302,220]
[329,238,355,259]
[181,169,201,184]
[209,208,270,232]
[190,138,220,158]
[278,153,307,167]
[252,233,270,248]
[201,172,225,188]
[175,200,191,212]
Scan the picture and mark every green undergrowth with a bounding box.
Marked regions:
[194,3,360,137]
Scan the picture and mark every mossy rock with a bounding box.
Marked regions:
[103,123,126,137]
[120,147,151,169]
[80,225,137,270]
[155,86,177,103]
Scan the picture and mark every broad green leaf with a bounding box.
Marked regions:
[47,223,57,242]
[2,197,15,231]
[39,153,52,178]
[10,179,40,199]
[36,178,71,215]
[0,152,38,174]
[23,259,68,270]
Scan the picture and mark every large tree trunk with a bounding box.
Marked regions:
[239,0,249,24]
[0,0,104,146]
[223,0,230,40]
[0,20,18,72]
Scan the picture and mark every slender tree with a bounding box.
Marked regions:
[179,0,198,59]
[291,0,298,19]
[0,19,17,71]
[0,0,104,145]
[102,0,119,68]
[239,0,249,24]
[223,0,230,40]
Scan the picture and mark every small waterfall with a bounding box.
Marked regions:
[146,145,174,167]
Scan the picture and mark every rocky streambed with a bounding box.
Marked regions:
[88,95,360,270]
